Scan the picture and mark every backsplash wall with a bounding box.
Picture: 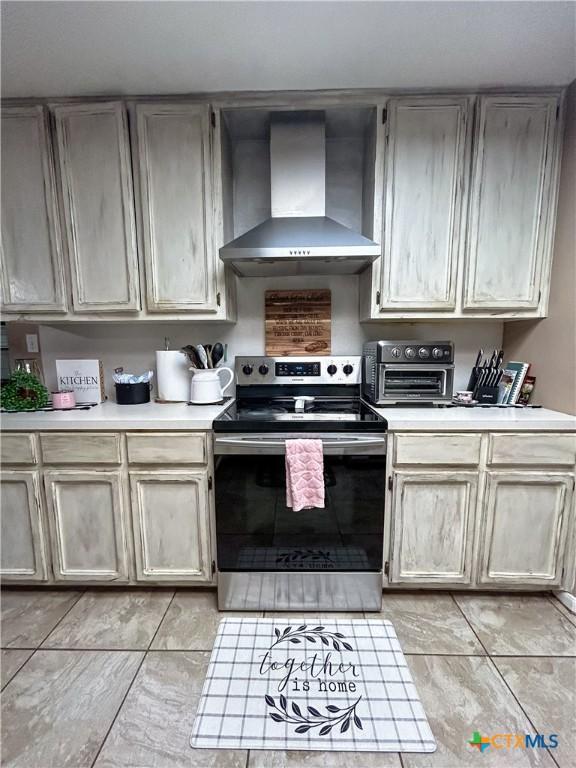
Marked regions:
[38,275,503,398]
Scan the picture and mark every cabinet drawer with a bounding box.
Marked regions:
[488,433,576,466]
[1,433,37,465]
[40,433,121,464]
[126,433,207,465]
[394,433,482,466]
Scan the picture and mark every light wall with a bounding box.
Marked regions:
[38,274,503,399]
[503,79,576,416]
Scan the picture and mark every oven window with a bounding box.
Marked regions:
[381,369,445,396]
[215,455,385,572]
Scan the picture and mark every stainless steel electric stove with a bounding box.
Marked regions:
[213,356,387,612]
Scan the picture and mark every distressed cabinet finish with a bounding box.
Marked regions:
[129,470,212,581]
[479,471,573,587]
[390,471,478,585]
[379,98,470,311]
[1,106,67,312]
[0,471,47,581]
[52,102,140,312]
[464,95,560,311]
[135,104,218,312]
[43,470,129,582]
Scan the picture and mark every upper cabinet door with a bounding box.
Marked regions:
[52,102,140,312]
[135,104,217,312]
[464,95,560,310]
[380,98,470,310]
[1,106,67,312]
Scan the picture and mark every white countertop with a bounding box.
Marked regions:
[1,399,234,431]
[1,400,575,433]
[372,405,576,432]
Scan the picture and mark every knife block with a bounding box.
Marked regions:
[474,386,499,404]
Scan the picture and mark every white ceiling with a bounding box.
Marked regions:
[2,1,575,98]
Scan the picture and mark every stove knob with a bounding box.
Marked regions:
[343,364,354,375]
[418,347,430,359]
[391,347,402,358]
[258,364,269,376]
[404,347,416,359]
[432,347,443,359]
[327,364,338,376]
[242,364,253,376]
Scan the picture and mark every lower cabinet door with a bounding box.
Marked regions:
[390,471,478,584]
[1,471,48,581]
[129,470,212,582]
[44,470,129,582]
[479,471,573,586]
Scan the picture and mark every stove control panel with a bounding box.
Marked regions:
[235,356,362,386]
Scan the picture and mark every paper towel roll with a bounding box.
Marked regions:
[156,351,191,402]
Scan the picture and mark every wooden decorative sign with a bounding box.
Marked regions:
[265,289,331,356]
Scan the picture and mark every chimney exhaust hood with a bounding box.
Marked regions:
[219,112,381,277]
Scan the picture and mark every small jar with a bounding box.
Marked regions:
[51,389,76,409]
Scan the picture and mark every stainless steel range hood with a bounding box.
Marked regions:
[219,112,380,277]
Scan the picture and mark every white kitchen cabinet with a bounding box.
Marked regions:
[52,102,140,312]
[135,104,218,312]
[378,97,470,311]
[0,471,48,581]
[389,470,478,585]
[479,471,573,587]
[43,470,129,582]
[464,95,560,311]
[1,106,67,312]
[129,470,212,581]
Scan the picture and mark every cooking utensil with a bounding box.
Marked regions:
[195,345,208,369]
[204,344,213,368]
[181,345,199,368]
[211,342,224,367]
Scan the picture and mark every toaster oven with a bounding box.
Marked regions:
[362,341,454,405]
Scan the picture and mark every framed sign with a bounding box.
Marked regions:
[265,289,331,356]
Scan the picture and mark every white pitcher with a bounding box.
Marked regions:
[189,367,234,404]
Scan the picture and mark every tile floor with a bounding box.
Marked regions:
[0,588,574,768]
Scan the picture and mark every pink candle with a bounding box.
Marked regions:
[51,390,76,409]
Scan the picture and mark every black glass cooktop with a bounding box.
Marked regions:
[213,397,387,433]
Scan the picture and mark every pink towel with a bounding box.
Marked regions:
[285,439,325,511]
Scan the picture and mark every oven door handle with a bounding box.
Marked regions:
[214,435,387,455]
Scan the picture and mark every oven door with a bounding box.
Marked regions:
[214,433,386,576]
[214,433,386,609]
[378,363,453,401]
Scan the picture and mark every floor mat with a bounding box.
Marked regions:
[191,617,436,752]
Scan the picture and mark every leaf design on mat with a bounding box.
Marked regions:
[264,695,363,737]
[269,625,355,651]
